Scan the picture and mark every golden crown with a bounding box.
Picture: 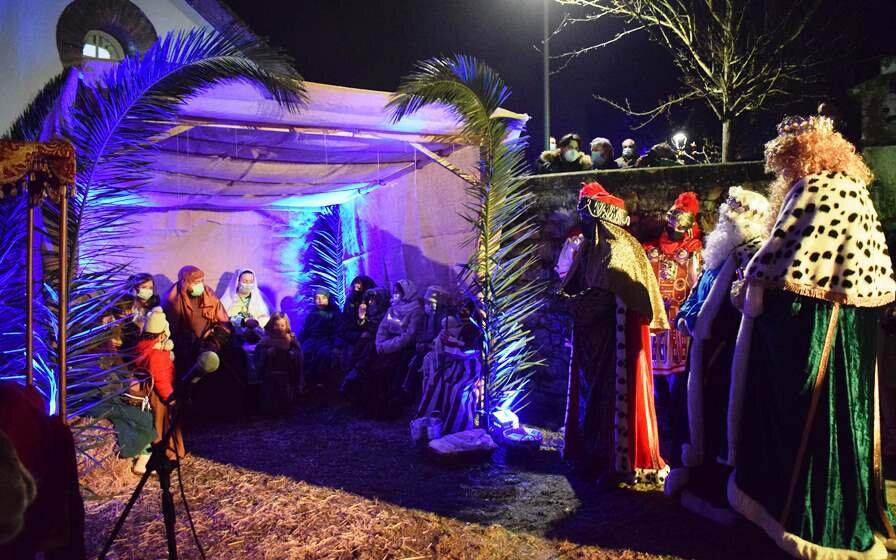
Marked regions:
[776,115,835,136]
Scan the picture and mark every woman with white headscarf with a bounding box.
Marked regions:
[220,269,271,331]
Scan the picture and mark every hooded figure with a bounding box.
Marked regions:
[163,265,229,376]
[365,280,424,418]
[343,275,377,320]
[341,287,390,404]
[727,116,896,559]
[663,187,770,524]
[416,299,484,436]
[220,268,272,329]
[558,181,669,486]
[403,285,450,398]
[299,288,341,387]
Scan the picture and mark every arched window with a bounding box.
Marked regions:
[81,29,124,61]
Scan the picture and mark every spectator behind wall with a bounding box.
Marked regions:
[589,137,620,170]
[616,138,638,168]
[636,143,681,168]
[536,133,593,174]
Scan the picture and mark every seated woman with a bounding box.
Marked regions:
[253,312,303,415]
[417,299,483,436]
[220,268,271,336]
[367,280,423,418]
[341,287,389,402]
[119,273,159,360]
[134,308,184,460]
[220,269,270,387]
[342,275,377,325]
[299,288,341,389]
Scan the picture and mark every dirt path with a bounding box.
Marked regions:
[84,402,802,559]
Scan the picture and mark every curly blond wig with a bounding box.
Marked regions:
[764,116,874,221]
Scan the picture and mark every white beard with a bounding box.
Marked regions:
[702,204,768,270]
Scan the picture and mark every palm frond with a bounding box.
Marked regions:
[389,56,545,427]
[3,70,70,141]
[0,27,306,420]
[306,205,345,308]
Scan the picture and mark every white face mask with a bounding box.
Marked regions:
[190,282,204,297]
[238,282,254,295]
[137,288,153,301]
[391,293,402,304]
[562,149,580,163]
[622,147,635,158]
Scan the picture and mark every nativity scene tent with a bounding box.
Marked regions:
[120,80,529,315]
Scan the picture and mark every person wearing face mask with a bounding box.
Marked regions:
[642,193,703,467]
[615,138,638,168]
[298,288,342,390]
[163,265,230,379]
[338,275,378,354]
[536,133,593,174]
[220,269,271,338]
[589,137,620,170]
[119,273,159,360]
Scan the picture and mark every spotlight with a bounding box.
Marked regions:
[671,131,688,151]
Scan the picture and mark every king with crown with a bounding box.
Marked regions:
[556,181,670,486]
[728,115,896,559]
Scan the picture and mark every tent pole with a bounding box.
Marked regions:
[25,204,34,387]
[57,194,68,421]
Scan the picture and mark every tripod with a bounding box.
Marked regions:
[99,385,203,560]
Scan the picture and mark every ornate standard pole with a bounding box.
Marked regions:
[543,0,551,152]
[57,192,68,421]
[25,204,34,386]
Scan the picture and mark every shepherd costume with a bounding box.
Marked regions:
[557,181,670,483]
[643,192,703,375]
[163,265,229,375]
[663,187,770,525]
[416,304,484,436]
[727,116,896,559]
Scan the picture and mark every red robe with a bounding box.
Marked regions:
[642,231,702,375]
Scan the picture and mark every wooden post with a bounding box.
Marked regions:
[57,194,68,421]
[25,204,34,386]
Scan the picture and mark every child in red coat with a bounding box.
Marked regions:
[134,308,184,460]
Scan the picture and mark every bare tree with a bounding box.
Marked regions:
[553,0,843,161]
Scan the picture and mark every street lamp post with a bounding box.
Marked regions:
[543,0,551,151]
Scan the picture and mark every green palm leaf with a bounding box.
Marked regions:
[0,27,306,420]
[389,55,545,426]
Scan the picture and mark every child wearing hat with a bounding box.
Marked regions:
[134,308,185,462]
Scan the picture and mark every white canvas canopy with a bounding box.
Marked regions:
[121,79,529,314]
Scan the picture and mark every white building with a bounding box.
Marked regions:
[0,0,253,130]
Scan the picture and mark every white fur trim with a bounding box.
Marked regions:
[726,314,755,466]
[681,489,740,526]
[728,474,889,560]
[686,254,738,468]
[684,337,706,467]
[664,466,689,496]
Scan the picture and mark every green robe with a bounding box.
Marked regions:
[729,290,895,559]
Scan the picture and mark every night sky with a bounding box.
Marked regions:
[226,0,896,162]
